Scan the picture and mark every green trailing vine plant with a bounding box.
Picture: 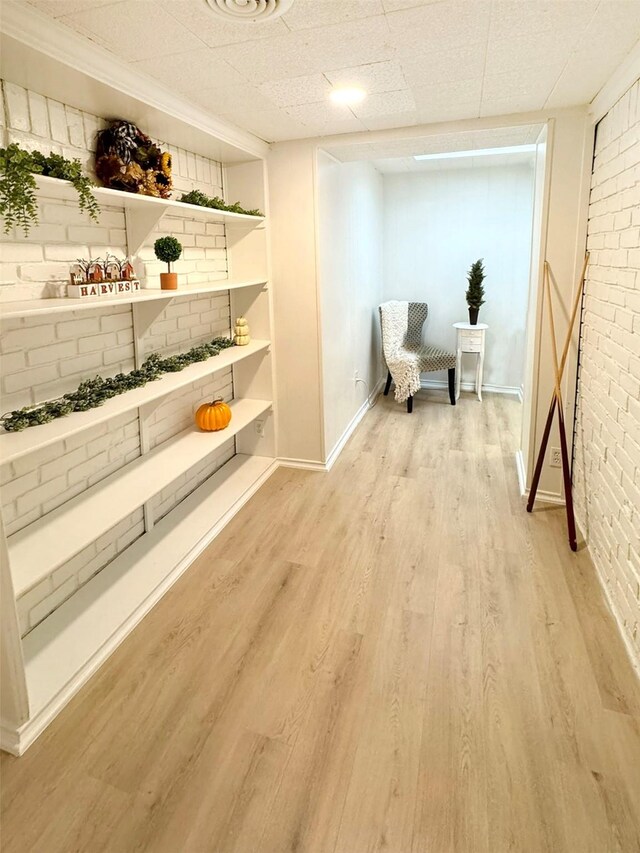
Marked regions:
[0,144,100,235]
[1,336,234,432]
[178,188,262,218]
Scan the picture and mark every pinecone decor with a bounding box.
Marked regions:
[95,120,172,199]
[234,317,250,346]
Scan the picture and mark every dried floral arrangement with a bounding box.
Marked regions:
[178,188,262,217]
[0,144,100,235]
[1,336,234,432]
[95,120,172,199]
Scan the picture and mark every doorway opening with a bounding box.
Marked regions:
[316,123,547,481]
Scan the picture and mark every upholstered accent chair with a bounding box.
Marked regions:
[379,301,456,413]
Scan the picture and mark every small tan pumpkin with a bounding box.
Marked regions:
[195,398,232,431]
[234,316,250,346]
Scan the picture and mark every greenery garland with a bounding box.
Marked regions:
[0,144,100,235]
[178,188,262,218]
[1,336,235,432]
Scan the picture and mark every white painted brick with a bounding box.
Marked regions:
[77,332,118,353]
[29,576,77,628]
[27,90,49,138]
[3,364,58,394]
[43,244,89,262]
[574,78,640,668]
[27,340,77,366]
[1,243,44,262]
[46,98,69,144]
[4,82,29,132]
[67,226,110,243]
[65,105,85,148]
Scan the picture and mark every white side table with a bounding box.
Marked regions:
[453,322,488,401]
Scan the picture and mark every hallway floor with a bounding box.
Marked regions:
[2,391,639,853]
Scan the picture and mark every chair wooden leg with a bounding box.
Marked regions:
[407,395,413,413]
[384,371,392,396]
[448,368,456,406]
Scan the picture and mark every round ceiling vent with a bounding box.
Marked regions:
[204,0,294,22]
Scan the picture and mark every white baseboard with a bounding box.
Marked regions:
[323,378,384,471]
[515,449,527,497]
[590,554,640,677]
[278,458,328,472]
[420,378,522,397]
[514,449,564,505]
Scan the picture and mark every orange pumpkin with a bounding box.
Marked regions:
[195,399,232,431]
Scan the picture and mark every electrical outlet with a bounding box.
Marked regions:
[550,446,562,467]
[255,419,265,438]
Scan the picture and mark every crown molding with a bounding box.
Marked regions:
[0,0,269,162]
[589,39,640,124]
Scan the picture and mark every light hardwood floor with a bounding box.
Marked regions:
[2,391,640,853]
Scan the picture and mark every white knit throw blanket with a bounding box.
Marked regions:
[380,301,422,403]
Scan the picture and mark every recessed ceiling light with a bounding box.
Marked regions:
[330,87,367,106]
[205,0,294,22]
[414,144,536,161]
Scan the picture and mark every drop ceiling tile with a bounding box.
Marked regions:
[490,1,597,41]
[371,157,411,173]
[325,60,408,95]
[485,31,575,73]
[130,49,246,93]
[413,78,482,110]
[59,1,204,62]
[351,89,416,117]
[258,74,333,108]
[360,111,419,131]
[281,0,384,30]
[572,1,640,57]
[400,43,486,87]
[27,0,115,16]
[479,94,547,117]
[158,0,289,48]
[482,67,561,102]
[327,142,380,162]
[544,54,619,108]
[190,84,276,115]
[473,125,541,148]
[285,101,366,132]
[217,16,394,82]
[221,109,308,143]
[416,101,481,123]
[386,3,491,55]
[382,0,441,10]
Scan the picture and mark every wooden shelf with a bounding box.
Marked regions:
[9,398,272,597]
[0,340,270,464]
[22,453,276,721]
[34,174,265,226]
[0,278,267,319]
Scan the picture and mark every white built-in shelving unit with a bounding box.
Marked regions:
[0,19,278,754]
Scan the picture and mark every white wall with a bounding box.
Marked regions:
[573,79,640,671]
[382,163,535,390]
[268,108,593,475]
[317,154,384,457]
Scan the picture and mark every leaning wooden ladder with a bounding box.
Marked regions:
[526,253,589,551]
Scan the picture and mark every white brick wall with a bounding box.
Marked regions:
[0,304,134,412]
[0,81,237,635]
[148,370,235,522]
[574,78,640,671]
[0,79,228,304]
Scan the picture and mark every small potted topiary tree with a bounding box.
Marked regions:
[154,236,183,290]
[466,258,486,325]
